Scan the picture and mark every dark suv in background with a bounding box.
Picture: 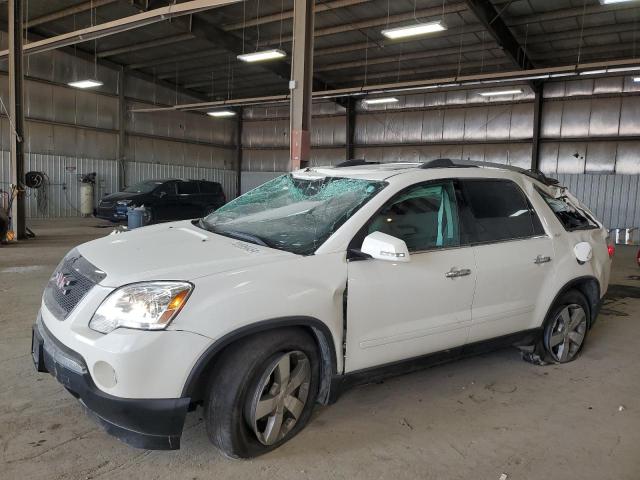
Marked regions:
[96,179,226,224]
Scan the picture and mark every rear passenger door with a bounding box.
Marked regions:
[176,181,201,219]
[198,181,226,214]
[457,178,556,343]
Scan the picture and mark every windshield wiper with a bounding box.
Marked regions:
[197,220,271,247]
[221,230,271,247]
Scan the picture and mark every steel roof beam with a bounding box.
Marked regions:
[464,0,534,70]
[26,0,119,28]
[0,0,241,59]
[98,33,195,58]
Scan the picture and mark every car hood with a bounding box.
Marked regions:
[101,191,145,203]
[77,220,296,287]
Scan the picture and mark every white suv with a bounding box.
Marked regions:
[32,159,612,458]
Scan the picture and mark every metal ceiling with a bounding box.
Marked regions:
[2,0,639,101]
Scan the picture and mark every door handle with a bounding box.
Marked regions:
[534,255,552,265]
[445,268,472,279]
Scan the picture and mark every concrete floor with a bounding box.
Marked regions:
[1,218,639,480]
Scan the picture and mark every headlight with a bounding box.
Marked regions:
[89,281,192,334]
[116,200,133,206]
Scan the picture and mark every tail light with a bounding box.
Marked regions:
[607,244,615,258]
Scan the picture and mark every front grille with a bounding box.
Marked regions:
[99,201,114,208]
[44,250,106,320]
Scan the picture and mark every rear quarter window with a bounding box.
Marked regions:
[535,187,598,231]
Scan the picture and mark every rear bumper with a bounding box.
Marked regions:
[31,316,190,450]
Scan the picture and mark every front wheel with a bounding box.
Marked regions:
[204,328,319,459]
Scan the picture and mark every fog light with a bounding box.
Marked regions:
[93,361,117,388]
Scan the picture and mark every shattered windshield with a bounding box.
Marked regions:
[201,174,386,255]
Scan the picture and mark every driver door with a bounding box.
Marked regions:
[345,180,477,372]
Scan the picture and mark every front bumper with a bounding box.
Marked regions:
[95,205,127,222]
[32,316,190,450]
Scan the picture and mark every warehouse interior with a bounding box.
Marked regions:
[1,0,640,479]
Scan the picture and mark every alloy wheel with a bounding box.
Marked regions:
[247,350,311,446]
[546,304,587,362]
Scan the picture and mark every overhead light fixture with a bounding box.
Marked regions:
[478,88,523,97]
[237,49,286,63]
[607,66,640,72]
[580,69,607,75]
[634,77,640,83]
[362,97,399,105]
[599,0,636,4]
[381,21,446,39]
[68,79,103,89]
[207,110,236,118]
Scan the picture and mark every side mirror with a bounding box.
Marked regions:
[155,191,167,198]
[361,231,410,263]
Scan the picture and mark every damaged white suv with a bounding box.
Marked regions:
[32,159,612,458]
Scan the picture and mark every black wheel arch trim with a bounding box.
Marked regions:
[544,275,601,328]
[181,316,339,404]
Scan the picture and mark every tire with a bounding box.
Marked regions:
[142,207,154,225]
[524,289,590,365]
[204,328,320,459]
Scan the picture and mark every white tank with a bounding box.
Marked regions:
[80,182,94,217]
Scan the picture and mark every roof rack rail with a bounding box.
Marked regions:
[334,159,381,168]
[420,158,476,169]
[420,158,559,186]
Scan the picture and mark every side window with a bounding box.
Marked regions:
[367,181,459,252]
[199,181,222,194]
[535,187,597,231]
[177,181,199,195]
[155,182,176,196]
[458,179,543,244]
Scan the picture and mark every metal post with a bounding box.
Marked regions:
[531,82,543,171]
[236,107,243,198]
[345,97,356,160]
[289,0,315,170]
[9,0,25,240]
[117,67,126,189]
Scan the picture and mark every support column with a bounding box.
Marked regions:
[236,107,243,198]
[289,0,314,170]
[531,82,543,172]
[9,0,25,239]
[345,97,356,160]
[117,67,127,189]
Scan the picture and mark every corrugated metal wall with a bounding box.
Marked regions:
[241,75,640,227]
[0,34,239,218]
[555,174,640,229]
[0,152,236,218]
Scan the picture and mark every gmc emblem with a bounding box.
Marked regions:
[55,271,75,295]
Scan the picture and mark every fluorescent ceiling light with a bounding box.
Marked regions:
[237,49,286,63]
[478,88,523,97]
[580,69,607,75]
[68,79,103,89]
[634,77,640,83]
[381,21,446,39]
[207,110,236,117]
[599,0,636,4]
[362,97,399,105]
[607,66,640,72]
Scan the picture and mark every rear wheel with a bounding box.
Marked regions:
[204,328,319,459]
[523,289,590,365]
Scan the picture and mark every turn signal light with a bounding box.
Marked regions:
[607,244,615,258]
